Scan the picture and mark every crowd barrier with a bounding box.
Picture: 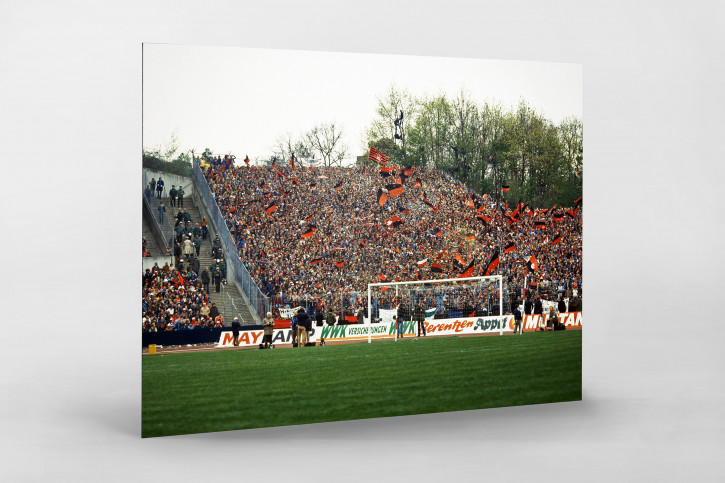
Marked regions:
[191,158,270,323]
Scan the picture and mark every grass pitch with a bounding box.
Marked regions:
[142,331,582,437]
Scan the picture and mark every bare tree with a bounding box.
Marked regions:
[306,122,348,167]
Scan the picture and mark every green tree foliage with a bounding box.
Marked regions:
[364,87,582,208]
[142,130,192,177]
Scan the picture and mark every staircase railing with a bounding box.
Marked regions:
[192,158,269,323]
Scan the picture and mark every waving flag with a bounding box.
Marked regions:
[369,146,390,166]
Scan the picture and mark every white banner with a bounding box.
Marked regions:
[216,327,319,348]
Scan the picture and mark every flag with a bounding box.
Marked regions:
[301,227,315,239]
[335,261,345,268]
[310,182,317,188]
[566,209,576,218]
[290,155,295,169]
[334,181,343,191]
[431,228,443,237]
[380,286,390,291]
[385,216,404,228]
[552,233,562,244]
[359,241,367,248]
[379,171,392,178]
[345,315,358,323]
[553,214,564,222]
[502,185,510,192]
[504,213,516,224]
[431,262,443,273]
[469,311,475,317]
[290,177,298,185]
[574,196,582,204]
[259,181,265,189]
[534,221,546,228]
[464,235,475,241]
[311,258,323,265]
[526,255,538,273]
[272,159,277,168]
[484,250,500,276]
[378,274,387,281]
[380,165,397,173]
[459,260,476,278]
[504,242,516,253]
[244,155,250,166]
[377,188,388,207]
[304,215,313,222]
[421,195,437,212]
[369,146,390,165]
[414,178,423,188]
[417,259,428,267]
[476,214,490,225]
[265,202,277,214]
[279,189,290,197]
[403,166,414,176]
[455,253,466,266]
[260,249,266,258]
[385,183,404,197]
[275,169,286,179]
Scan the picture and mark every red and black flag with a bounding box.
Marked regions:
[334,181,343,191]
[484,250,500,276]
[377,188,388,207]
[431,262,443,273]
[280,189,291,197]
[420,194,437,212]
[369,146,390,166]
[431,228,443,237]
[540,208,549,214]
[403,166,414,176]
[359,241,367,248]
[476,214,490,225]
[260,249,267,258]
[459,260,476,278]
[380,165,396,174]
[534,221,546,228]
[526,254,538,273]
[398,171,409,185]
[379,170,392,178]
[378,274,387,281]
[289,177,298,185]
[301,227,315,239]
[275,168,286,179]
[244,155,250,166]
[502,185,510,192]
[290,154,295,170]
[304,215,314,222]
[553,213,564,222]
[311,257,323,265]
[414,177,423,188]
[504,242,516,254]
[272,159,277,168]
[504,213,516,224]
[566,209,576,219]
[574,196,582,204]
[398,206,409,214]
[552,233,562,244]
[310,181,317,188]
[265,202,277,214]
[385,183,404,197]
[335,261,345,268]
[259,181,266,189]
[529,279,538,289]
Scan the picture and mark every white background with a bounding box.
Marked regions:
[2,1,724,481]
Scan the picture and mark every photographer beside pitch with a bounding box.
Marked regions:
[296,308,312,347]
[262,311,274,349]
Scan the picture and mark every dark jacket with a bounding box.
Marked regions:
[297,311,312,331]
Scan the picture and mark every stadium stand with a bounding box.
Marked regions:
[196,155,582,321]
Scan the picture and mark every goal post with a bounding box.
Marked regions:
[366,275,504,343]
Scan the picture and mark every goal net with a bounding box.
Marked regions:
[367,276,503,340]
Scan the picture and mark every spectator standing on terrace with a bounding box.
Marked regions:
[201,267,210,294]
[158,201,166,223]
[209,302,220,321]
[182,236,194,261]
[156,177,164,198]
[558,296,567,314]
[169,185,177,208]
[262,312,274,349]
[231,317,241,347]
[534,296,544,331]
[177,185,185,208]
[150,177,156,194]
[200,216,209,240]
[200,301,210,320]
[173,242,181,269]
[326,311,336,326]
[193,233,202,257]
[357,306,365,325]
[297,308,311,347]
[145,184,152,203]
[315,308,324,327]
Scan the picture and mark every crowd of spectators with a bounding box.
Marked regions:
[142,258,224,332]
[199,156,582,319]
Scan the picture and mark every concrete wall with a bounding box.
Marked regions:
[143,169,195,199]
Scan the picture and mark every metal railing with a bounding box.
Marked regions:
[142,171,174,253]
[192,158,270,322]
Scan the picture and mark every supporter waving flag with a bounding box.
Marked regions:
[459,260,476,278]
[574,196,582,204]
[301,227,315,239]
[335,261,345,268]
[334,181,343,191]
[526,254,538,273]
[417,258,428,267]
[265,202,277,214]
[504,242,516,253]
[311,258,323,265]
[476,214,490,225]
[552,233,563,244]
[414,177,423,188]
[369,146,390,165]
[377,188,388,207]
[244,155,250,166]
[431,262,443,273]
[484,250,500,276]
[385,183,404,197]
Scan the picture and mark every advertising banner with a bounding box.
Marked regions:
[216,327,319,348]
[521,312,582,332]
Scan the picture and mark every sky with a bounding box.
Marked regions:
[143,44,582,165]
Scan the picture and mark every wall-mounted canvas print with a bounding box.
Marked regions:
[142,44,583,438]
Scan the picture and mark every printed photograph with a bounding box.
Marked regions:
[141,44,583,437]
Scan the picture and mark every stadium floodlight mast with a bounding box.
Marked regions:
[366,275,503,344]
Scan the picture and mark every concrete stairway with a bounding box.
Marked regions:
[168,197,258,327]
[142,214,163,257]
